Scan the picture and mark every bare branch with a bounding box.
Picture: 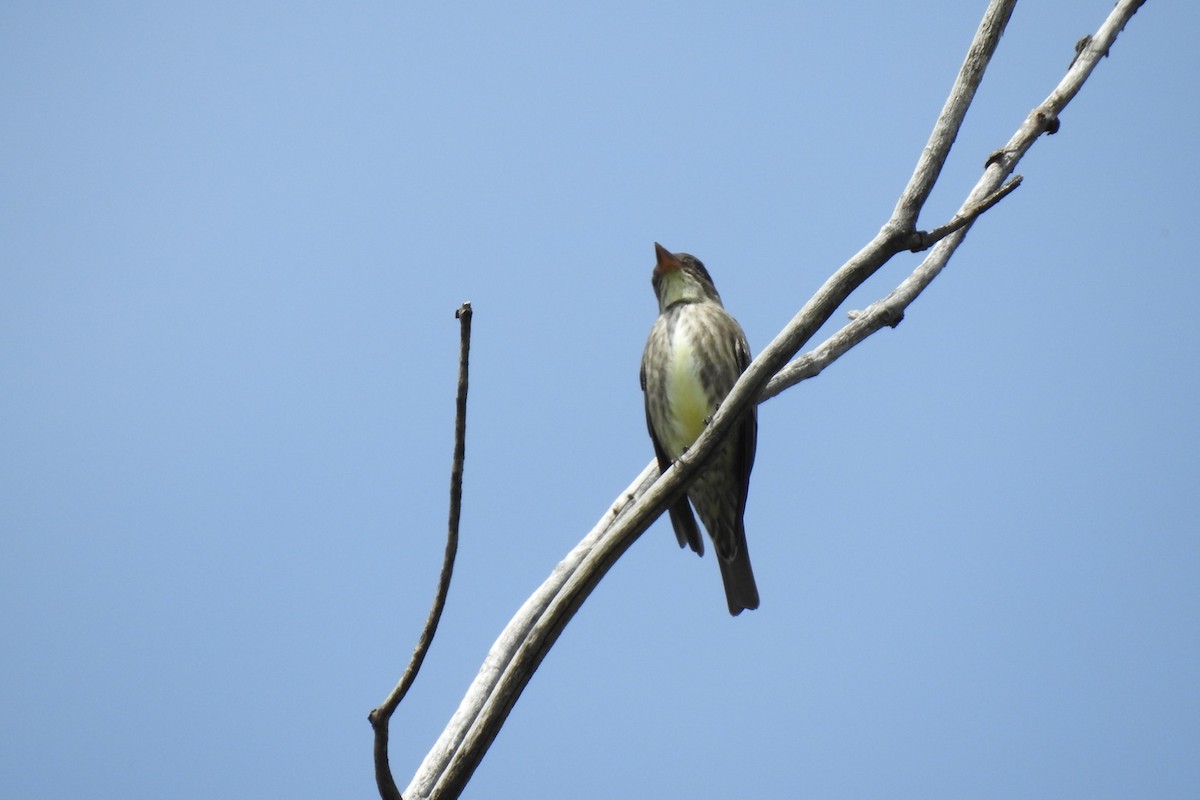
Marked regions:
[712,0,1018,437]
[768,0,1148,402]
[369,301,473,800]
[401,1,1149,796]
[891,0,1018,231]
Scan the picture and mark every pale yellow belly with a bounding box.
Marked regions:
[660,335,712,458]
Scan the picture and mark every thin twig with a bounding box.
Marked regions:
[903,175,1023,253]
[369,301,473,800]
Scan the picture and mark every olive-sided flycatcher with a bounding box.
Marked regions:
[640,243,759,615]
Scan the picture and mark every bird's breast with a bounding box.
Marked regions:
[659,316,712,457]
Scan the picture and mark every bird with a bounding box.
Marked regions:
[639,242,760,615]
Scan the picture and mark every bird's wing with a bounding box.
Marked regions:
[733,330,757,522]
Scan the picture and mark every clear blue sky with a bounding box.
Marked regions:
[3,2,1197,798]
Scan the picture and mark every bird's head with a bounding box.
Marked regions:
[651,242,723,312]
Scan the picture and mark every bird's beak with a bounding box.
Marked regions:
[654,242,681,275]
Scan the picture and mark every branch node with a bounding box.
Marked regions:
[1071,34,1093,67]
[903,174,1023,255]
[1038,110,1061,135]
[984,148,1008,170]
[905,231,930,253]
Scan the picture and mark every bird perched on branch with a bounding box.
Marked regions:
[640,243,759,615]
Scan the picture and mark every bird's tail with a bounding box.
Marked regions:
[717,528,759,616]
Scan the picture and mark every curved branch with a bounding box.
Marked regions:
[369,301,473,800]
[402,1,1147,796]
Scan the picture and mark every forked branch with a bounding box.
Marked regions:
[395,1,1148,797]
